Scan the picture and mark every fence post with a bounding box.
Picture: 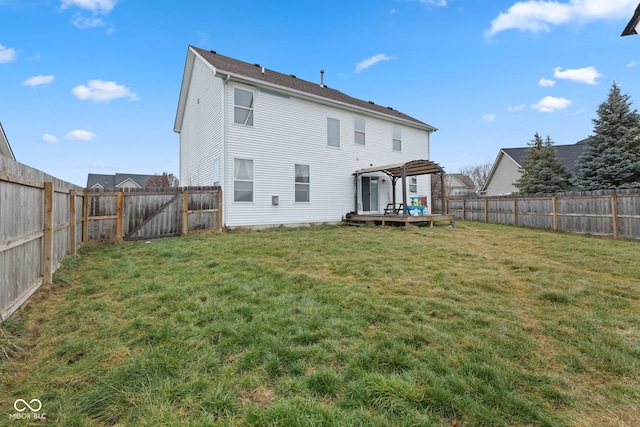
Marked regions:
[83,190,89,243]
[70,190,76,254]
[485,198,489,223]
[552,196,558,231]
[43,182,54,284]
[611,193,619,239]
[116,191,124,239]
[182,189,189,235]
[513,198,518,226]
[462,198,466,221]
[217,188,223,232]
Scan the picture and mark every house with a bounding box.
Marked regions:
[86,173,153,189]
[0,122,16,160]
[174,46,440,228]
[445,174,475,196]
[481,139,588,196]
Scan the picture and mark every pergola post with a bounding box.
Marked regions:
[353,174,358,213]
[401,166,408,216]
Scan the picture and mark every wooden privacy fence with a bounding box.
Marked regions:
[1,157,84,320]
[1,155,224,319]
[85,186,222,241]
[442,189,640,239]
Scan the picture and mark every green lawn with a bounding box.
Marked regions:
[1,222,639,426]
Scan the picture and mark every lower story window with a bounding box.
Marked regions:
[295,164,310,202]
[234,158,253,202]
[409,176,417,193]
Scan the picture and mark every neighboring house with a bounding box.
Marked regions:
[0,122,16,160]
[174,46,439,228]
[481,139,588,196]
[445,174,475,196]
[87,173,153,189]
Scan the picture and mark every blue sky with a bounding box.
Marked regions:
[1,0,639,187]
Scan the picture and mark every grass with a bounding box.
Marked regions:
[0,221,639,426]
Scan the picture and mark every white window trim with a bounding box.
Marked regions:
[295,163,310,203]
[354,116,365,145]
[327,117,340,148]
[392,126,402,152]
[409,176,418,194]
[233,157,254,203]
[233,86,254,127]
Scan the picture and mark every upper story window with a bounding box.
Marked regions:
[327,118,340,148]
[392,126,402,152]
[234,158,254,202]
[354,117,365,145]
[234,87,254,126]
[295,164,310,202]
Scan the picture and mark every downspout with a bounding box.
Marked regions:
[222,73,230,227]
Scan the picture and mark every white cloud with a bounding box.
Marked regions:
[628,60,639,67]
[42,133,59,143]
[482,114,496,122]
[508,104,525,111]
[22,75,55,87]
[531,96,572,112]
[355,54,392,73]
[419,0,447,6]
[60,0,117,14]
[72,15,106,29]
[487,0,638,37]
[539,78,556,87]
[66,129,96,141]
[71,79,139,102]
[0,44,16,63]
[553,66,602,84]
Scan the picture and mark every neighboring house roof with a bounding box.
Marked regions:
[481,139,589,194]
[87,173,152,189]
[447,173,475,189]
[175,46,437,133]
[0,122,16,160]
[622,2,640,36]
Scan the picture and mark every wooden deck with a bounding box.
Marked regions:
[345,213,455,227]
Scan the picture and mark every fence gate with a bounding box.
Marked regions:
[85,187,222,241]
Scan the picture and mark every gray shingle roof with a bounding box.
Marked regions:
[502,138,589,174]
[86,173,152,188]
[191,46,435,130]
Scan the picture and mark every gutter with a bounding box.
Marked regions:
[213,70,437,133]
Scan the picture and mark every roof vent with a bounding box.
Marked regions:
[368,101,375,104]
[320,69,325,87]
[290,74,297,78]
[253,63,260,67]
[210,50,217,54]
[387,106,393,110]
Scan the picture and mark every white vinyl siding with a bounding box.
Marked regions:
[354,117,365,145]
[327,118,340,147]
[295,164,310,202]
[179,58,224,187]
[234,87,254,126]
[393,126,401,152]
[234,158,253,202]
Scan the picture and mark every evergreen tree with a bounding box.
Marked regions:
[573,82,640,190]
[514,133,571,194]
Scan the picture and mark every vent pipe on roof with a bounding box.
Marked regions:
[261,67,265,75]
[320,69,325,87]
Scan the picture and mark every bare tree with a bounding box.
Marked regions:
[145,172,180,188]
[460,162,492,193]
